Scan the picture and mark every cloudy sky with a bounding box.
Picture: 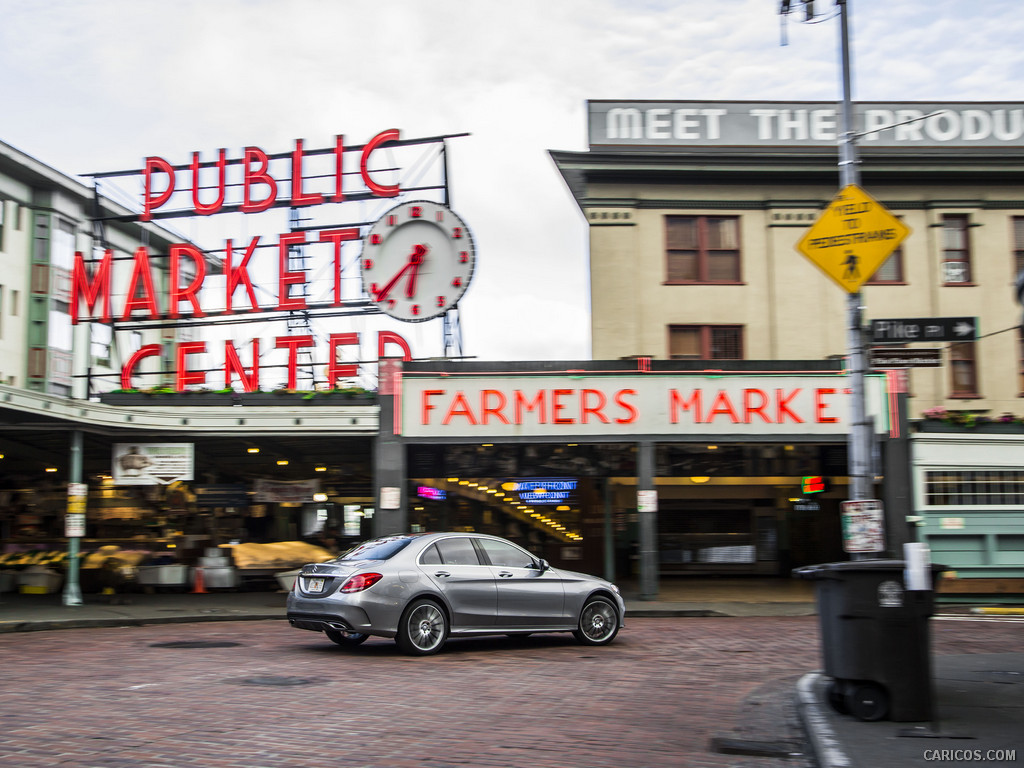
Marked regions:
[3,0,1024,367]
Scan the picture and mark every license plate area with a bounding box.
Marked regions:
[304,577,325,593]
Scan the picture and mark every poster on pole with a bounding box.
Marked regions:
[840,499,886,553]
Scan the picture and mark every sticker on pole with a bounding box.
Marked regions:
[841,499,886,553]
[797,185,910,293]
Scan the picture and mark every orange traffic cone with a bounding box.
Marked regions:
[192,566,207,594]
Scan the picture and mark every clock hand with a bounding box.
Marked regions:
[374,260,413,302]
[405,244,428,298]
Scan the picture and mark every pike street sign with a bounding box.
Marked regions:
[797,184,911,293]
[868,347,942,369]
[869,316,977,344]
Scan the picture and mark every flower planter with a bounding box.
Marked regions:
[916,420,1024,434]
[100,392,238,406]
[99,391,375,407]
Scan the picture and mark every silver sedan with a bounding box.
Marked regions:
[286,532,625,655]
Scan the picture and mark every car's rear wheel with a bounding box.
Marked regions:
[396,599,448,655]
[573,596,619,645]
[325,629,368,647]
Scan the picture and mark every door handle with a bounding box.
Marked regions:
[434,571,451,578]
[498,571,513,578]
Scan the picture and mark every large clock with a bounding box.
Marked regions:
[360,200,476,322]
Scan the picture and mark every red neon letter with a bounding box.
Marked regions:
[277,232,308,311]
[71,249,112,324]
[707,390,740,423]
[121,247,160,320]
[224,339,260,392]
[289,138,324,208]
[175,341,207,389]
[514,390,547,424]
[332,135,346,203]
[614,389,639,424]
[377,330,412,362]
[552,389,576,425]
[121,344,160,389]
[815,388,839,423]
[743,388,772,423]
[776,389,805,423]
[580,389,610,424]
[142,157,175,222]
[320,228,360,306]
[241,147,277,213]
[480,390,510,425]
[360,129,400,197]
[669,389,702,423]
[443,391,478,425]
[169,244,207,319]
[225,237,260,314]
[275,335,314,389]
[422,389,445,424]
[327,333,359,387]
[190,149,226,215]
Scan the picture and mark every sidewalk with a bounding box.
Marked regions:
[797,653,1024,768]
[0,577,818,633]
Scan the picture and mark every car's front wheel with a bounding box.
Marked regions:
[396,599,448,655]
[573,596,619,645]
[325,629,368,647]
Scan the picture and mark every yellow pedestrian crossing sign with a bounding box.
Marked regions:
[797,184,911,293]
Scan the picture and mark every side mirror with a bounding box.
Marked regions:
[534,558,549,572]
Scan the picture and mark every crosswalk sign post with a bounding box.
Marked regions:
[797,185,911,293]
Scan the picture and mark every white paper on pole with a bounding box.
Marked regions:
[904,542,932,591]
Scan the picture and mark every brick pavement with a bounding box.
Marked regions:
[0,615,1018,768]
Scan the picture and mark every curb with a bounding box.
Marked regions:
[0,614,286,634]
[796,673,853,768]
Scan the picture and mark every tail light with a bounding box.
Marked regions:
[340,572,383,593]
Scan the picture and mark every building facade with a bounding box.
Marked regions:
[549,100,1024,594]
[551,101,1024,417]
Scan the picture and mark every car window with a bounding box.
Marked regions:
[337,536,413,561]
[478,538,536,569]
[419,543,442,565]
[435,537,481,566]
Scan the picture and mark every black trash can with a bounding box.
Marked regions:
[794,559,944,722]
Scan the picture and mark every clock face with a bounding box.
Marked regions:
[360,200,476,322]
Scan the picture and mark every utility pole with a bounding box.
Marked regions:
[781,0,874,558]
[835,0,873,505]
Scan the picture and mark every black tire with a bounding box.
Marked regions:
[573,596,620,646]
[325,629,369,647]
[396,599,448,655]
[846,682,889,721]
[826,679,850,715]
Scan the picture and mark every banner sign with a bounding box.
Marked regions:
[399,373,889,439]
[112,443,194,485]
[589,101,1024,148]
[253,478,321,503]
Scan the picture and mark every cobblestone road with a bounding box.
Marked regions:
[0,615,1018,768]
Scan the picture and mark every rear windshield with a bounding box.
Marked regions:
[336,536,413,562]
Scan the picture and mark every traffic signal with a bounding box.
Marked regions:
[802,475,827,494]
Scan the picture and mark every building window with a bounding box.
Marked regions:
[866,245,904,284]
[925,470,1024,506]
[949,341,978,397]
[941,214,971,284]
[1019,328,1024,394]
[669,325,743,360]
[665,216,741,283]
[1013,217,1024,276]
[0,199,6,252]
